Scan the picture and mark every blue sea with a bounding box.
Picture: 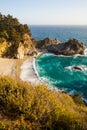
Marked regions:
[30,25,87,99]
[30,25,87,45]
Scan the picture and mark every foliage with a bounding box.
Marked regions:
[0,76,87,129]
[71,94,86,106]
[0,13,32,58]
[0,13,31,43]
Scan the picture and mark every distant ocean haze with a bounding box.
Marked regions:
[30,25,87,46]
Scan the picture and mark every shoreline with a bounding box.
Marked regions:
[32,57,43,83]
[20,57,41,85]
[20,56,62,92]
[0,55,87,104]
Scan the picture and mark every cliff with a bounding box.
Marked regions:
[0,13,37,59]
[17,34,37,59]
[0,34,37,59]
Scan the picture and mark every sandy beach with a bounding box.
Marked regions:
[20,57,41,85]
[0,57,27,78]
[0,58,16,77]
[0,57,41,85]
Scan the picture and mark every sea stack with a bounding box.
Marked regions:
[46,39,86,56]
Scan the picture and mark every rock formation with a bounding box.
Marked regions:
[0,40,8,57]
[17,34,37,59]
[0,34,37,59]
[17,43,25,59]
[46,39,85,56]
[36,37,60,49]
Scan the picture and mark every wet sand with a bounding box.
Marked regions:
[20,57,41,85]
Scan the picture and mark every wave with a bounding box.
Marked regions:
[65,65,87,72]
[82,98,87,104]
[33,57,53,86]
[32,58,42,82]
[84,48,87,56]
[36,51,87,102]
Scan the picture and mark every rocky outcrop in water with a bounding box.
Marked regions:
[46,39,86,56]
[36,37,60,49]
[65,65,87,71]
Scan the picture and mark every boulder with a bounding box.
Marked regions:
[46,39,86,56]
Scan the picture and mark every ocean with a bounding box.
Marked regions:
[30,25,87,45]
[30,25,87,99]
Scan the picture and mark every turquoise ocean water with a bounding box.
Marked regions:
[30,25,87,99]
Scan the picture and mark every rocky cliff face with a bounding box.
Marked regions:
[46,39,85,56]
[17,43,25,59]
[0,34,37,59]
[0,40,9,57]
[17,34,38,59]
[0,36,86,58]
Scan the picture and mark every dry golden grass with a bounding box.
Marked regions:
[0,76,87,130]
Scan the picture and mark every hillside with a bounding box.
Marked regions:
[0,76,87,130]
[0,13,36,58]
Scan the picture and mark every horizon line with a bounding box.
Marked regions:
[29,24,87,26]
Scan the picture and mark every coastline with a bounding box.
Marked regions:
[20,57,41,85]
[0,55,43,85]
[0,54,87,104]
[20,56,62,92]
[1,50,87,96]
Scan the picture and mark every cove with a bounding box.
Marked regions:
[36,53,87,99]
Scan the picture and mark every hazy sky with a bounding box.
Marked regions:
[0,0,87,25]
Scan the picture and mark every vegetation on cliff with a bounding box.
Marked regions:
[0,13,35,58]
[0,13,31,42]
[0,76,87,130]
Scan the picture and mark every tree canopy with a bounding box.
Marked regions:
[0,13,31,43]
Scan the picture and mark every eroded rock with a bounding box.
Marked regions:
[46,39,85,56]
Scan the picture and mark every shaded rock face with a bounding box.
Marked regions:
[17,43,24,59]
[36,37,60,49]
[0,41,9,57]
[46,39,86,56]
[0,34,37,59]
[17,34,38,59]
